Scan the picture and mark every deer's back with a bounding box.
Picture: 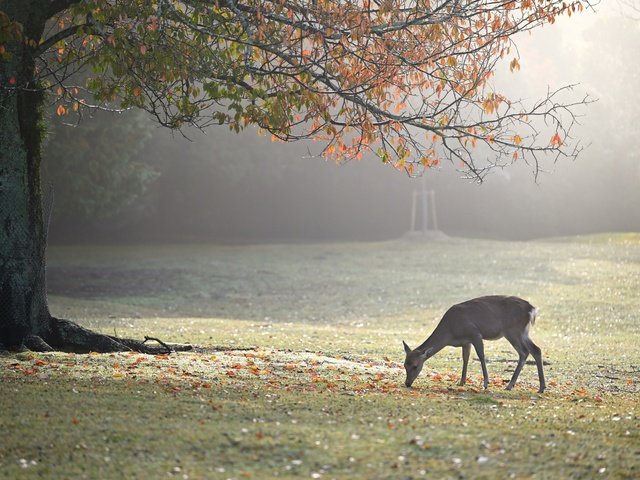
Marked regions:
[441,295,534,341]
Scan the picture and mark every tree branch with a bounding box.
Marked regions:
[35,23,86,57]
[48,0,83,18]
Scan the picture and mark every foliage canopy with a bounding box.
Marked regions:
[2,0,593,180]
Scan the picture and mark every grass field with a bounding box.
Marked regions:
[1,234,638,479]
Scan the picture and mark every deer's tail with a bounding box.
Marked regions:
[529,307,537,327]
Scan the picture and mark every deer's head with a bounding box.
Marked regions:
[402,341,432,387]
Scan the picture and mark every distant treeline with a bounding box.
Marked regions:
[44,114,639,244]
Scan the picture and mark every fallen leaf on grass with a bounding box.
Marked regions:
[492,378,505,387]
[573,387,588,397]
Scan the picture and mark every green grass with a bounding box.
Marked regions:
[1,235,638,479]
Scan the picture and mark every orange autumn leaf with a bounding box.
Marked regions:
[573,387,588,397]
[550,133,563,146]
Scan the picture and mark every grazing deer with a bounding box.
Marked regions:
[403,295,546,393]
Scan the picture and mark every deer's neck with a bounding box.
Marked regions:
[417,325,452,358]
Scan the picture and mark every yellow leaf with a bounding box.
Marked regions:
[483,99,494,115]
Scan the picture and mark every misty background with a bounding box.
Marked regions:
[43,3,639,244]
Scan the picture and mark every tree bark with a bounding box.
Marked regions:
[0,0,51,349]
[0,1,186,354]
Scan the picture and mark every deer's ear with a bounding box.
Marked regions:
[402,340,412,355]
[418,347,433,359]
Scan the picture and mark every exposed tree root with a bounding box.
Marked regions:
[4,316,192,355]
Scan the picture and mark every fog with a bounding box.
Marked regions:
[47,2,639,243]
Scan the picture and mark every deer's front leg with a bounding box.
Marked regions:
[471,338,489,390]
[460,343,471,386]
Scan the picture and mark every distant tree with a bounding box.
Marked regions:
[1,0,594,352]
[44,108,157,228]
[619,0,640,18]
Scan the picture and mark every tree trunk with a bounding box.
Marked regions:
[0,1,51,349]
[0,1,187,354]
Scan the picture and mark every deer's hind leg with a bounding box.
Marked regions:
[504,334,530,391]
[524,337,546,393]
